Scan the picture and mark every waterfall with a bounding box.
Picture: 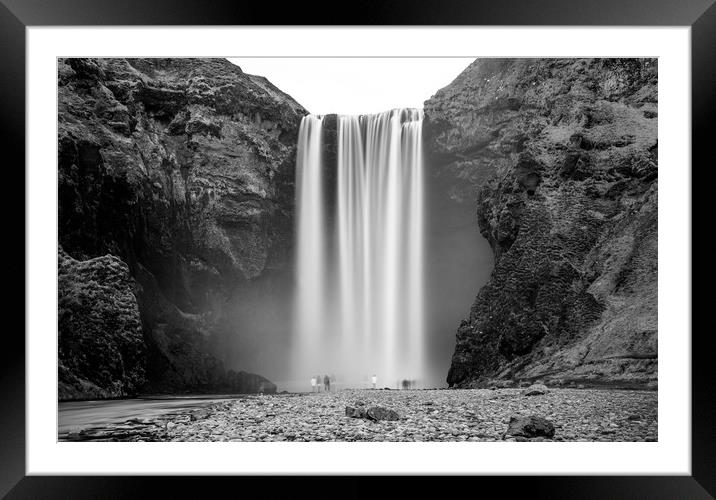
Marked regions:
[294,115,325,377]
[293,109,425,389]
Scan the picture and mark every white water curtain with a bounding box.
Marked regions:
[294,109,425,389]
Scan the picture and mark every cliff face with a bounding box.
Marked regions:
[424,59,657,388]
[58,58,305,398]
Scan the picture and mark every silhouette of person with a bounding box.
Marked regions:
[324,374,330,392]
[371,374,377,389]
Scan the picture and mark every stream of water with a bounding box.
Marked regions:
[58,395,246,437]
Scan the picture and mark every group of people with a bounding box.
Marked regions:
[310,374,335,392]
[401,379,417,390]
[308,373,381,392]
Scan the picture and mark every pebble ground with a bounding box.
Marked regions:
[62,388,657,442]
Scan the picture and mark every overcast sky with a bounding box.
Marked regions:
[228,57,474,115]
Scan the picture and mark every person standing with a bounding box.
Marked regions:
[310,376,316,393]
[316,374,322,392]
[324,374,330,392]
[371,374,377,389]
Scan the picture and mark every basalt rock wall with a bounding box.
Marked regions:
[424,59,658,389]
[58,58,306,398]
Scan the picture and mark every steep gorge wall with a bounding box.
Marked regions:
[424,59,657,389]
[58,58,307,399]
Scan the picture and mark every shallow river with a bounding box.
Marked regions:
[58,394,247,438]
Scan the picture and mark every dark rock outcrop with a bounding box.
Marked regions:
[424,59,657,389]
[58,58,307,399]
[58,247,146,399]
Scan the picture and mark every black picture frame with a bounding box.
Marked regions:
[5,0,713,497]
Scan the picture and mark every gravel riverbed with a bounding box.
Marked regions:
[61,388,657,442]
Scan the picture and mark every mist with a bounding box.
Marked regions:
[424,172,494,387]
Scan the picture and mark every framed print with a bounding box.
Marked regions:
[6,0,714,497]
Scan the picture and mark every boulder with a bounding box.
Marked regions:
[345,406,367,419]
[366,407,400,422]
[504,415,556,439]
[522,384,549,396]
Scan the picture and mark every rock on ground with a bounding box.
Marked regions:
[522,384,549,396]
[345,406,367,419]
[365,406,401,421]
[504,415,556,439]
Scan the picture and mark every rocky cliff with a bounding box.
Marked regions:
[58,58,306,399]
[424,59,657,389]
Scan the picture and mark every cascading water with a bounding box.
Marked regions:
[293,109,425,389]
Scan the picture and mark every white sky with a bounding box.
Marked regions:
[229,57,475,115]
